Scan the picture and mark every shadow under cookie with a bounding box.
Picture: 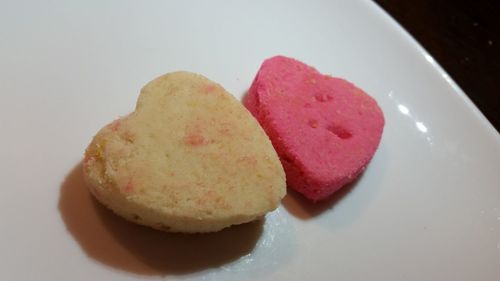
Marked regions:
[281,173,363,219]
[58,162,263,275]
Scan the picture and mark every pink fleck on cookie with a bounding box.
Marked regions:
[238,156,257,166]
[107,119,121,131]
[184,133,207,146]
[203,84,217,94]
[244,56,384,201]
[124,180,134,193]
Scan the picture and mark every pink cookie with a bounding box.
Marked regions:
[244,56,384,201]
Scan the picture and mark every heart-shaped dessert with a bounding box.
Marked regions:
[83,72,286,233]
[244,56,384,201]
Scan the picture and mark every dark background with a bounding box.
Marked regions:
[374,0,499,132]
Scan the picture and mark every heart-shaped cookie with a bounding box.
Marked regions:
[83,72,285,233]
[244,56,384,201]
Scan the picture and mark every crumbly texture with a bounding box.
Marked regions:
[83,72,286,233]
[244,56,384,201]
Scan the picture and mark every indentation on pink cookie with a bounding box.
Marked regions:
[308,119,319,128]
[314,93,333,102]
[327,124,352,139]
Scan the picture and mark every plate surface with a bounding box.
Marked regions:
[1,1,499,280]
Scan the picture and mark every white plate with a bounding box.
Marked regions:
[1,1,499,280]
